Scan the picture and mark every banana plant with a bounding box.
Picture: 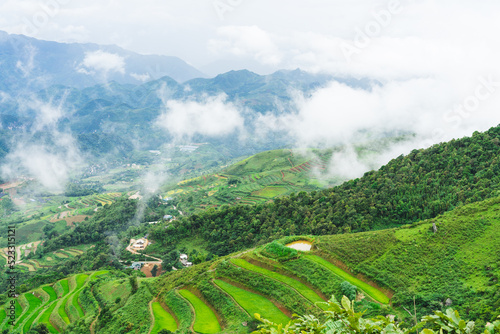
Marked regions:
[420,308,475,333]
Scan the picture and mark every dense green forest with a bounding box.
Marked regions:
[148,125,500,255]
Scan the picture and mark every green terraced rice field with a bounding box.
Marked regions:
[90,270,109,280]
[151,302,177,334]
[178,289,220,334]
[58,295,71,324]
[58,279,70,296]
[14,299,23,321]
[53,251,69,259]
[74,274,88,290]
[304,255,390,304]
[38,301,59,333]
[42,286,58,302]
[13,293,42,330]
[24,306,44,333]
[71,290,85,318]
[0,309,6,327]
[231,259,327,310]
[252,186,288,198]
[63,249,81,256]
[214,280,290,325]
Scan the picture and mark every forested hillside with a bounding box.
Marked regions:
[149,125,500,255]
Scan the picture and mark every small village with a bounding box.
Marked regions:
[126,235,192,277]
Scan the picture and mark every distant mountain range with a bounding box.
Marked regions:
[0,31,375,162]
[0,30,206,94]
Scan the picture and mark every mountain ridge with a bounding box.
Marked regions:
[0,30,206,92]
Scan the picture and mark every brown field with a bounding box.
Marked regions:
[51,214,90,226]
[141,263,162,278]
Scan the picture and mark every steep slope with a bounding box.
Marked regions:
[150,125,500,255]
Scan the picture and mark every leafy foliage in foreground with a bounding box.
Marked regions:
[253,296,500,334]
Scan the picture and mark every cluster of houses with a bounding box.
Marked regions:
[130,238,148,250]
[179,254,192,267]
[129,253,192,271]
[130,262,142,270]
[171,254,192,271]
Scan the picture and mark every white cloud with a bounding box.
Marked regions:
[0,98,84,193]
[78,50,125,75]
[258,76,500,147]
[156,94,245,139]
[256,76,500,182]
[0,91,11,103]
[29,96,65,130]
[208,26,282,66]
[2,139,81,193]
[15,44,37,77]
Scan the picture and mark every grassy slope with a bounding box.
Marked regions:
[38,301,59,334]
[1,273,98,333]
[23,289,50,333]
[13,293,42,330]
[42,286,58,302]
[303,255,389,304]
[151,301,178,334]
[2,196,499,332]
[230,258,327,310]
[163,149,325,212]
[316,195,500,320]
[214,279,290,325]
[164,290,194,332]
[70,274,89,318]
[178,289,221,334]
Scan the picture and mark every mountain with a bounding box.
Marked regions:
[0,31,375,165]
[0,30,205,95]
[0,68,339,162]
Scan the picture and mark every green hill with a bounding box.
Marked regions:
[4,126,500,333]
[3,195,499,333]
[149,125,500,255]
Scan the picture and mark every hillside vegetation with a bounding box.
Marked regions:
[3,195,499,333]
[149,125,500,255]
[162,149,328,214]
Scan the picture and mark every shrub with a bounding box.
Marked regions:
[340,281,357,301]
[262,241,297,260]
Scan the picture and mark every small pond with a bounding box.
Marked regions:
[285,240,313,251]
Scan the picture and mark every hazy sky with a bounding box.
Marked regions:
[2,0,500,189]
[1,0,499,77]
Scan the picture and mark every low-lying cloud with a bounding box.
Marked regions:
[256,75,500,181]
[1,97,84,193]
[15,44,37,78]
[156,93,245,140]
[78,50,126,76]
[2,137,81,193]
